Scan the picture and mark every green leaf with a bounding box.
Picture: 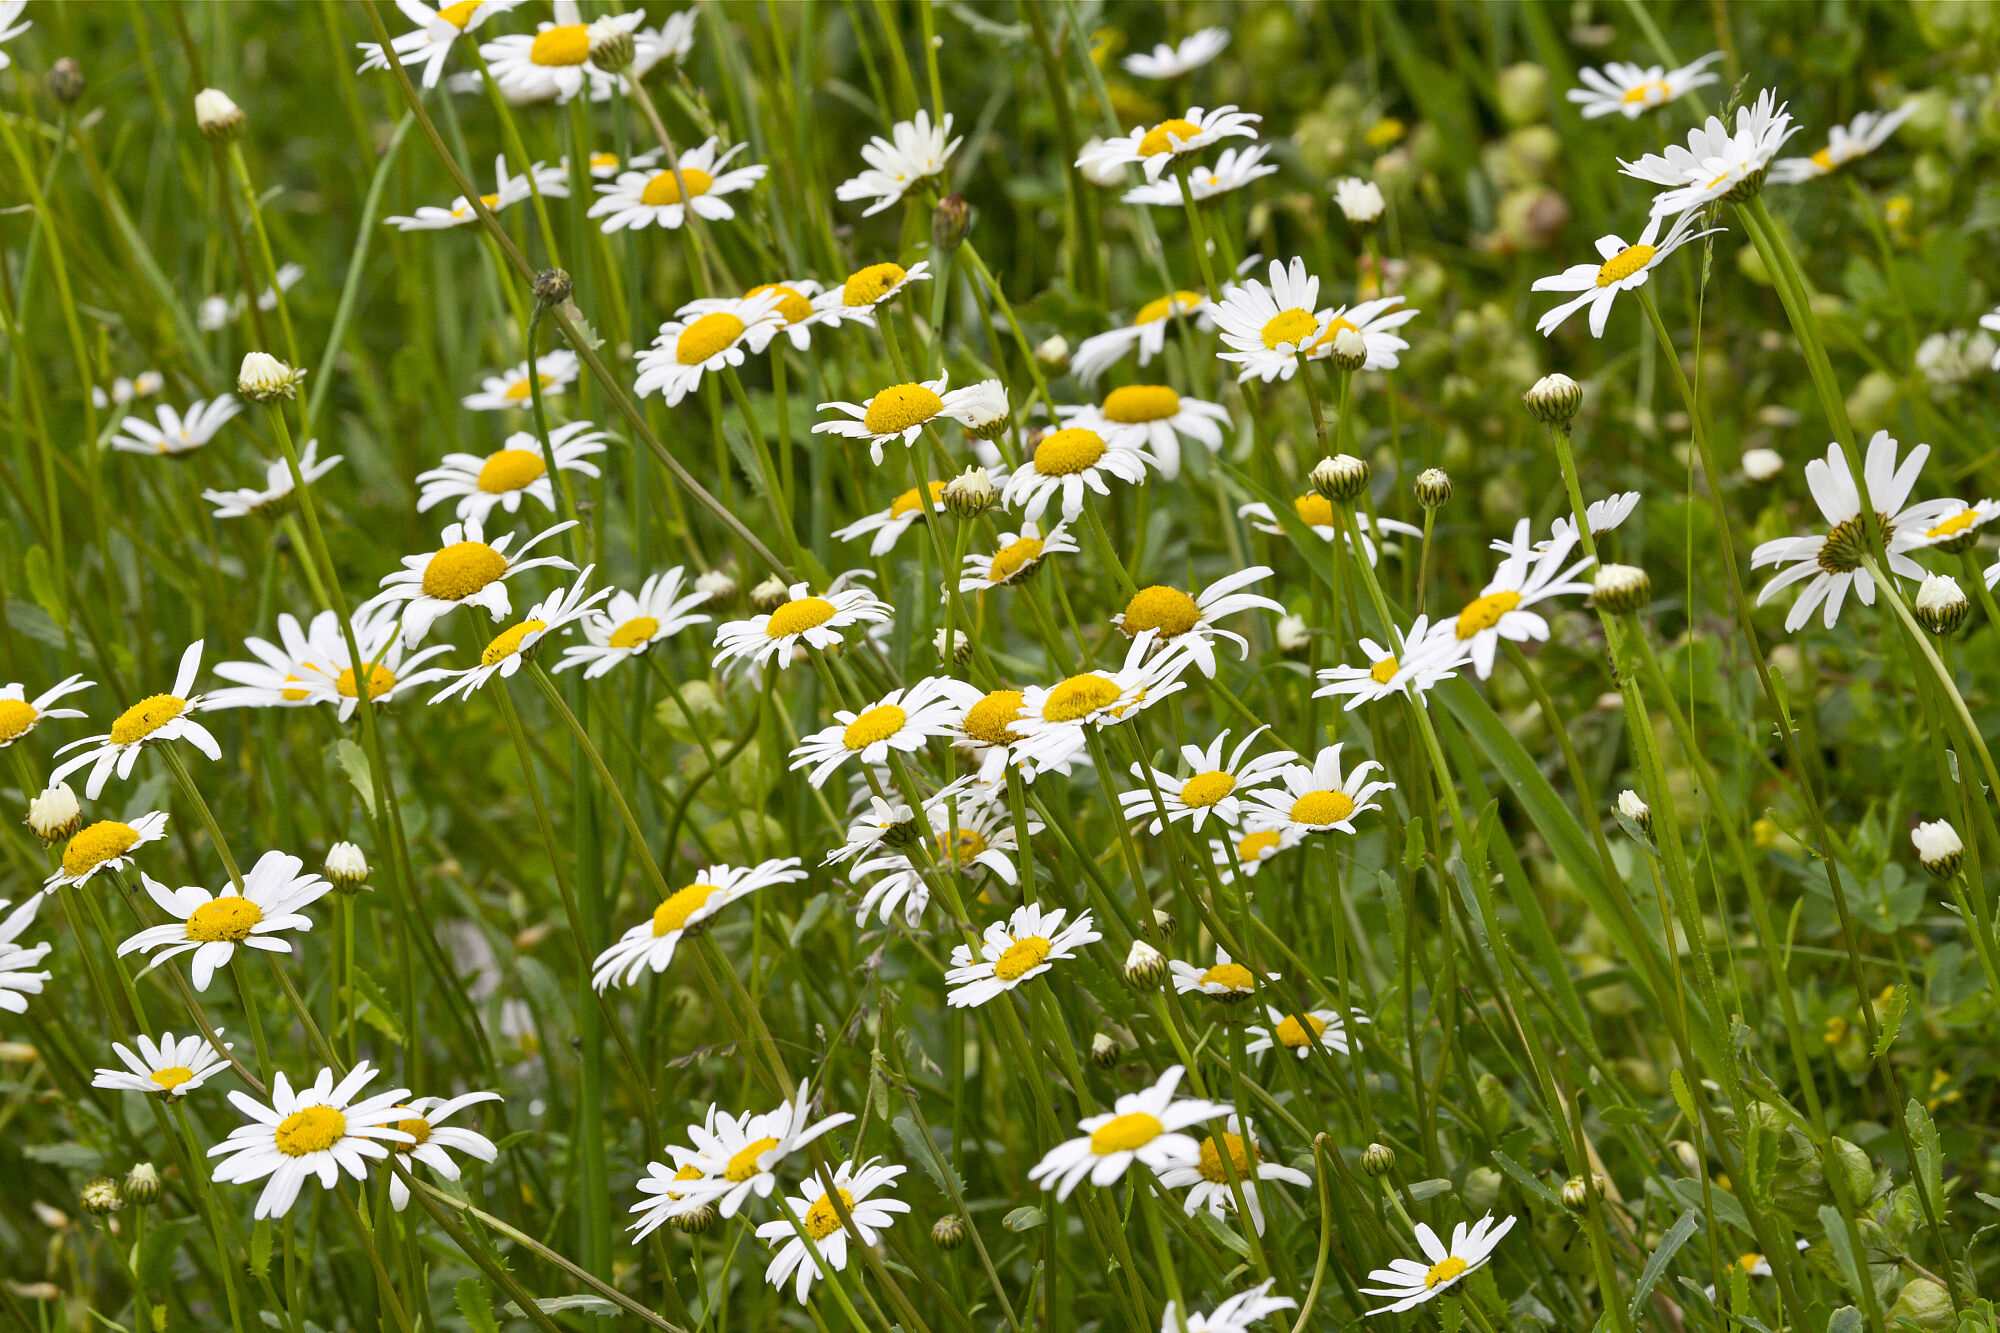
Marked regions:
[787,891,832,947]
[1408,1178,1453,1201]
[1871,984,1906,1060]
[455,1278,500,1333]
[331,739,377,818]
[1906,1099,1946,1221]
[1191,1208,1250,1256]
[1826,1307,1863,1333]
[250,1218,273,1276]
[1669,1177,1750,1234]
[892,1112,965,1200]
[1820,1204,1865,1297]
[1002,1205,1046,1232]
[1490,1150,1563,1210]
[21,1142,102,1170]
[1402,815,1426,871]
[1669,1070,1697,1128]
[137,1217,198,1289]
[1628,1209,1699,1320]
[1600,1105,1652,1129]
[347,968,406,1045]
[23,545,66,629]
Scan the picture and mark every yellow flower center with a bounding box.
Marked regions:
[476,448,547,494]
[962,690,1027,745]
[1290,789,1357,826]
[1179,770,1235,807]
[1369,656,1399,685]
[1293,493,1335,527]
[1089,1111,1164,1153]
[1425,1256,1469,1289]
[653,882,722,936]
[281,676,312,702]
[1308,314,1360,353]
[725,1135,781,1181]
[1198,1133,1257,1184]
[0,699,37,741]
[937,826,989,863]
[589,151,620,169]
[422,542,508,601]
[640,168,715,206]
[1237,830,1281,861]
[676,312,745,366]
[394,1116,434,1151]
[843,704,908,750]
[150,1065,196,1092]
[1135,291,1204,324]
[992,934,1052,981]
[842,262,908,307]
[186,896,264,943]
[502,374,552,401]
[1810,148,1835,171]
[1455,590,1523,638]
[747,283,813,325]
[1737,1252,1764,1273]
[1138,117,1202,156]
[609,616,661,649]
[1122,586,1201,638]
[337,663,398,701]
[1260,308,1320,351]
[1595,244,1657,287]
[62,822,141,878]
[804,1188,857,1241]
[481,619,546,666]
[1927,509,1981,539]
[1200,962,1256,991]
[436,0,483,27]
[865,384,945,436]
[765,596,837,638]
[1621,79,1670,104]
[1041,673,1121,722]
[1101,385,1181,424]
[274,1105,348,1157]
[666,1164,704,1198]
[889,481,947,519]
[988,537,1045,583]
[1033,427,1108,477]
[528,24,590,66]
[1276,1012,1329,1048]
[110,694,188,746]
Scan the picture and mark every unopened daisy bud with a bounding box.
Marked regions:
[930,1214,968,1250]
[1524,373,1582,428]
[932,193,972,254]
[933,626,972,667]
[1667,1140,1700,1175]
[1150,907,1176,940]
[959,380,1011,440]
[26,782,82,845]
[749,576,790,613]
[1310,453,1369,503]
[1360,1142,1395,1178]
[532,268,573,308]
[671,1203,717,1235]
[1912,819,1963,880]
[194,88,245,143]
[47,58,86,107]
[237,351,306,403]
[694,569,739,605]
[1089,1032,1122,1067]
[1593,563,1650,615]
[586,18,636,72]
[123,1163,162,1207]
[1560,1173,1599,1213]
[1328,327,1369,372]
[1034,335,1069,370]
[80,1179,122,1216]
[1414,467,1452,510]
[1741,447,1783,482]
[1914,574,1968,635]
[1276,613,1310,656]
[324,841,369,892]
[942,466,998,517]
[1332,176,1385,228]
[1616,789,1651,835]
[1124,939,1167,988]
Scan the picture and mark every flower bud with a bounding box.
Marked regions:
[1327,327,1368,371]
[1414,468,1452,510]
[1310,453,1369,503]
[1360,1142,1395,1178]
[194,88,246,143]
[123,1163,162,1207]
[1913,573,1968,635]
[930,1214,968,1250]
[671,1203,717,1235]
[80,1179,122,1216]
[324,842,369,892]
[237,351,306,403]
[931,193,971,253]
[1276,614,1310,656]
[1089,1032,1122,1067]
[942,466,997,517]
[1331,177,1385,227]
[532,268,573,308]
[1667,1140,1700,1175]
[46,58,85,106]
[1123,939,1167,988]
[1560,1173,1599,1213]
[933,627,972,667]
[1033,335,1069,370]
[586,19,636,72]
[1912,819,1963,880]
[1593,563,1651,615]
[1616,789,1651,835]
[1741,448,1783,482]
[1523,372,1582,427]
[694,569,739,605]
[749,576,790,613]
[26,781,82,845]
[959,380,1010,441]
[1149,908,1176,940]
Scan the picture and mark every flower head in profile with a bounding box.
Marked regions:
[556,568,713,678]
[589,10,697,99]
[837,468,1008,555]
[1620,90,1800,215]
[1210,826,1304,884]
[649,1081,855,1220]
[814,372,994,465]
[589,138,767,231]
[366,516,577,647]
[752,1159,910,1303]
[461,349,580,411]
[1239,496,1423,565]
[1122,144,1278,208]
[1244,743,1394,837]
[1111,568,1283,678]
[93,1030,233,1099]
[478,0,643,103]
[634,290,787,406]
[1169,947,1274,1001]
[837,110,961,216]
[850,785,1038,928]
[1118,728,1296,833]
[1071,290,1213,381]
[1157,1116,1311,1235]
[789,677,983,788]
[208,609,453,719]
[711,578,892,671]
[429,570,609,703]
[945,902,1099,1008]
[1361,1213,1517,1314]
[1567,52,1721,119]
[386,154,565,230]
[1304,296,1420,371]
[0,675,92,749]
[1162,1280,1298,1333]
[1076,105,1261,182]
[1028,1065,1229,1200]
[592,859,806,990]
[0,896,52,1015]
[45,811,170,891]
[1314,617,1468,710]
[358,0,523,88]
[120,851,333,991]
[809,259,933,328]
[958,520,1078,593]
[417,423,606,524]
[203,440,344,519]
[1244,1005,1368,1059]
[1056,385,1230,482]
[1006,631,1196,776]
[110,397,243,457]
[1533,209,1725,338]
[53,643,221,799]
[209,1062,415,1219]
[1121,27,1229,79]
[1772,102,1917,184]
[680,279,825,354]
[382,1091,502,1210]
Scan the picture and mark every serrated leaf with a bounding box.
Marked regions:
[892,1112,965,1200]
[250,1218,273,1276]
[455,1278,499,1333]
[1628,1208,1699,1319]
[137,1217,197,1289]
[1490,1150,1563,1210]
[331,738,377,818]
[1002,1205,1045,1232]
[1871,985,1906,1060]
[502,1295,617,1317]
[1905,1099,1946,1220]
[1820,1204,1864,1297]
[347,968,406,1044]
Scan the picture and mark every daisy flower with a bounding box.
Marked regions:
[356,0,522,88]
[1238,496,1423,564]
[52,643,220,799]
[364,516,577,647]
[208,609,453,719]
[1121,28,1229,79]
[1772,101,1918,185]
[814,372,991,466]
[0,896,52,1015]
[1445,522,1595,677]
[591,858,806,990]
[1244,744,1394,837]
[1361,1214,1517,1314]
[944,902,1099,1008]
[588,11,698,99]
[385,154,563,230]
[1157,1115,1311,1235]
[119,851,333,991]
[429,571,609,703]
[1118,728,1295,833]
[461,349,580,412]
[92,1030,232,1098]
[1244,1006,1366,1059]
[110,397,243,457]
[629,1111,724,1239]
[633,290,786,407]
[383,1091,501,1210]
[665,1081,856,1220]
[209,1062,415,1220]
[555,568,713,678]
[1210,826,1304,884]
[1057,386,1229,482]
[825,795,914,867]
[1028,1065,1229,1200]
[789,677,983,788]
[416,422,607,523]
[1071,290,1213,381]
[850,785,1038,927]
[203,439,344,519]
[570,148,661,181]
[1304,296,1421,370]
[958,520,1078,592]
[1314,617,1469,710]
[949,687,1075,786]
[589,138,767,231]
[1753,433,1948,630]
[1213,258,1329,383]
[0,675,92,748]
[1164,1280,1299,1333]
[478,0,644,104]
[1620,89,1801,216]
[834,476,960,555]
[1908,498,2000,553]
[711,579,893,671]
[836,110,961,216]
[679,279,824,353]
[45,812,170,891]
[808,259,932,329]
[1122,143,1278,208]
[1006,631,1196,776]
[1567,52,1722,120]
[1533,209,1725,338]
[1076,106,1262,183]
[753,1159,910,1304]
[1112,568,1283,678]
[1001,425,1157,523]
[1170,947,1276,1001]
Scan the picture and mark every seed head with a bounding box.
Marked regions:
[532,268,573,308]
[1523,372,1582,427]
[1310,453,1370,503]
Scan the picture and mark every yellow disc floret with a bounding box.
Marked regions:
[1121,586,1200,638]
[962,690,1026,745]
[481,619,547,667]
[337,664,398,701]
[1041,673,1121,722]
[1201,962,1256,992]
[804,1188,857,1241]
[725,1136,781,1181]
[1179,771,1235,808]
[0,700,37,742]
[1276,1013,1329,1048]
[477,448,548,494]
[842,263,908,307]
[110,694,187,746]
[393,1116,433,1152]
[62,821,141,879]
[528,24,590,66]
[609,616,660,649]
[186,896,264,943]
[1237,830,1281,862]
[1135,291,1204,324]
[1289,790,1357,827]
[863,383,945,436]
[275,1105,348,1156]
[992,935,1051,981]
[765,596,837,638]
[150,1066,195,1092]
[652,883,723,936]
[1260,308,1320,351]
[1032,428,1108,477]
[1089,1111,1164,1153]
[842,704,908,751]
[1455,590,1523,638]
[1424,1256,1469,1289]
[987,537,1045,583]
[640,168,714,206]
[747,283,813,325]
[676,312,745,366]
[889,481,947,519]
[1101,385,1180,424]
[1293,494,1336,527]
[1197,1132,1258,1184]
[1138,117,1201,156]
[1595,244,1656,287]
[423,542,508,601]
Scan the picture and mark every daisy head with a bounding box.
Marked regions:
[1122,143,1279,209]
[1165,1280,1299,1333]
[1001,425,1157,523]
[836,110,961,216]
[207,609,453,720]
[209,1062,415,1220]
[1075,105,1262,182]
[591,858,806,990]
[814,372,991,465]
[93,1029,233,1098]
[1313,616,1469,711]
[1112,567,1283,678]
[110,397,243,457]
[416,421,608,522]
[944,902,1099,1008]
[1210,826,1304,885]
[958,520,1078,593]
[119,850,333,991]
[1071,290,1213,381]
[1006,631,1197,777]
[52,643,221,799]
[429,569,610,703]
[1533,209,1725,338]
[1361,1214,1517,1314]
[588,138,767,231]
[382,1090,502,1210]
[634,289,786,407]
[462,350,581,412]
[1121,27,1229,79]
[555,567,713,678]
[1213,258,1329,383]
[356,0,524,88]
[477,1,644,103]
[677,278,824,353]
[1168,946,1274,1002]
[752,1159,910,1304]
[1771,101,1917,185]
[1906,498,2000,554]
[789,677,983,788]
[1056,385,1230,481]
[1446,523,1595,676]
[1027,1065,1230,1200]
[1567,52,1722,120]
[836,472,1003,556]
[1244,743,1394,837]
[1620,89,1800,215]
[809,259,932,328]
[385,154,561,230]
[850,786,1036,928]
[0,675,91,749]
[1155,1114,1312,1236]
[668,1080,856,1219]
[589,11,698,99]
[365,516,577,647]
[203,439,345,520]
[1304,296,1420,370]
[1118,727,1296,833]
[1244,1005,1367,1059]
[45,811,170,891]
[1240,495,1423,565]
[711,579,893,671]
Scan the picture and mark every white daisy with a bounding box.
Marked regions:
[835,475,965,555]
[1620,89,1801,216]
[478,0,644,104]
[589,138,767,231]
[1566,52,1722,120]
[385,154,564,230]
[1169,947,1275,1001]
[711,579,893,671]
[119,851,332,991]
[1238,496,1423,565]
[1243,1005,1366,1059]
[0,675,92,748]
[363,516,577,648]
[633,290,786,407]
[849,785,1037,928]
[1772,101,1918,184]
[944,902,1099,1008]
[807,259,932,329]
[208,1062,415,1220]
[460,349,581,412]
[203,439,344,519]
[588,11,697,99]
[1162,1280,1298,1333]
[1006,631,1197,776]
[416,422,607,523]
[948,687,1074,786]
[356,0,523,89]
[1157,1115,1311,1235]
[789,677,982,788]
[555,568,713,678]
[1112,567,1283,678]
[52,643,220,799]
[1121,28,1230,79]
[1244,743,1394,837]
[1444,522,1595,677]
[429,570,609,703]
[1056,385,1230,482]
[208,609,453,719]
[1361,1214,1517,1314]
[836,110,961,216]
[1002,425,1157,523]
[1076,106,1262,183]
[678,279,825,352]
[1027,1065,1228,1200]
[1071,290,1214,382]
[1908,498,2000,553]
[568,148,662,181]
[0,896,52,1015]
[659,1081,856,1220]
[92,1029,232,1098]
[1121,143,1278,208]
[1314,617,1469,710]
[825,795,914,868]
[1305,296,1421,370]
[753,1158,910,1304]
[110,397,243,457]
[591,859,806,990]
[814,371,991,466]
[628,1109,724,1239]
[958,520,1079,592]
[383,1091,502,1210]
[1118,728,1295,833]
[44,812,170,892]
[1533,209,1725,338]
[1213,258,1329,383]
[1209,826,1304,884]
